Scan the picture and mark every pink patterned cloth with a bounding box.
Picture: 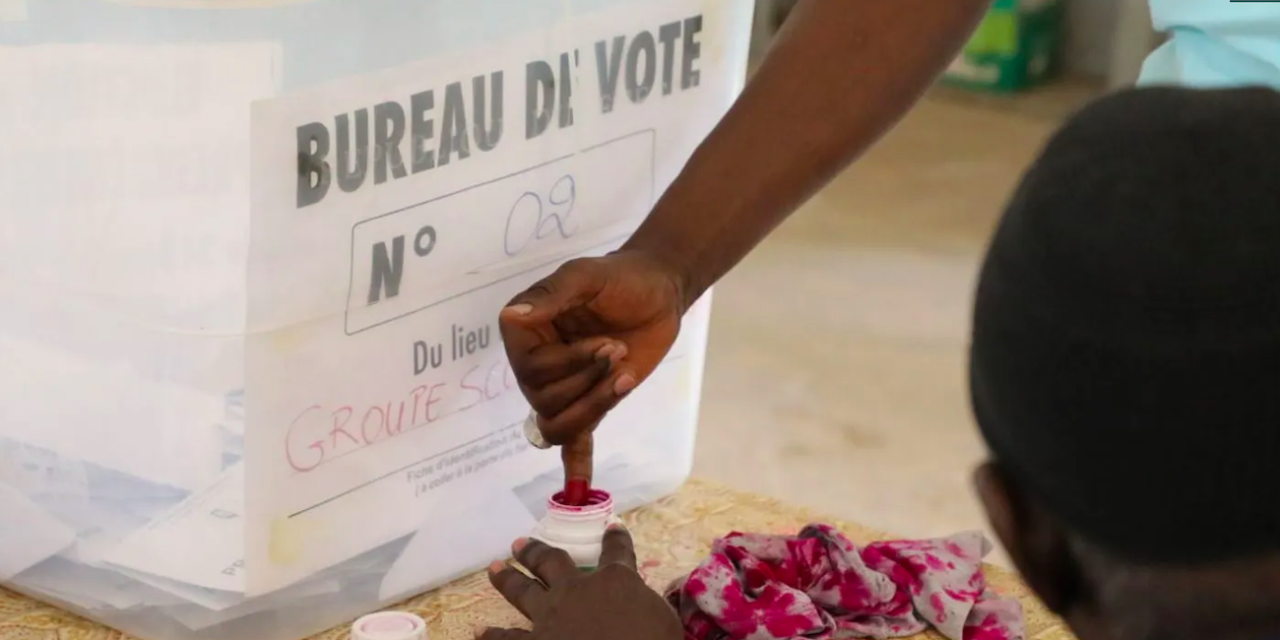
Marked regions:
[664,525,1024,640]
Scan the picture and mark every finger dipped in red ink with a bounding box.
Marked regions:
[563,476,591,507]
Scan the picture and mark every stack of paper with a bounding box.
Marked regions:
[0,436,403,632]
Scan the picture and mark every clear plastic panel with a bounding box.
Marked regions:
[0,1,751,639]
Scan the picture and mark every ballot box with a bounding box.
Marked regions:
[0,2,750,639]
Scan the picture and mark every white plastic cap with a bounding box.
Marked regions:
[351,611,428,640]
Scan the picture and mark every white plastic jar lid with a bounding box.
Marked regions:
[351,611,428,640]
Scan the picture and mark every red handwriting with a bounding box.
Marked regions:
[284,357,520,472]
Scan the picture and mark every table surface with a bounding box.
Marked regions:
[0,479,1076,640]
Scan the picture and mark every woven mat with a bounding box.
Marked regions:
[0,478,1075,640]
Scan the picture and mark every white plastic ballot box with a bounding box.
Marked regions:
[0,1,751,638]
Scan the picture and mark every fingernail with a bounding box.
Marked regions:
[473,625,488,639]
[607,522,628,531]
[614,374,637,395]
[512,538,529,553]
[505,303,533,316]
[610,343,629,362]
[487,561,505,574]
[595,344,616,360]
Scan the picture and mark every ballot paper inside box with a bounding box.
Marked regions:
[0,2,749,640]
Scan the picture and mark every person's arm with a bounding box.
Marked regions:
[623,0,991,309]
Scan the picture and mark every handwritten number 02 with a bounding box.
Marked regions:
[543,175,576,240]
[504,192,542,256]
[503,175,578,257]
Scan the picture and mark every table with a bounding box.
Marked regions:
[0,479,1076,640]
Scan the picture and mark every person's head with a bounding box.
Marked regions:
[969,86,1280,640]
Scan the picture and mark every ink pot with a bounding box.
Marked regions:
[530,488,618,570]
[350,611,427,640]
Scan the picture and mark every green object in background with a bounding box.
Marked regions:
[943,0,1063,93]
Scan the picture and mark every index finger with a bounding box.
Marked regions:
[488,562,549,620]
[514,539,579,588]
[498,305,557,357]
[597,525,637,570]
[560,432,594,484]
[498,262,604,354]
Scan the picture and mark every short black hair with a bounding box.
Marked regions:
[971,86,1280,565]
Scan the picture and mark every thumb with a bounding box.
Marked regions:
[501,260,603,325]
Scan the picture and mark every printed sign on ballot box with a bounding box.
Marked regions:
[246,0,751,595]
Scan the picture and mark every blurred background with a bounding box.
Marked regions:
[694,0,1157,565]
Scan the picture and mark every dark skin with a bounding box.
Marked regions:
[972,462,1255,640]
[471,468,1109,640]
[498,0,993,480]
[478,527,682,640]
[972,463,1099,638]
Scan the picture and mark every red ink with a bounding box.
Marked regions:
[930,593,948,622]
[504,363,519,391]
[461,361,518,409]
[965,613,1012,640]
[282,356,523,473]
[328,406,358,448]
[409,385,430,424]
[667,526,1025,640]
[385,401,407,436]
[484,360,508,399]
[946,587,982,602]
[556,481,597,508]
[547,488,611,512]
[458,365,486,411]
[923,553,948,571]
[284,405,326,472]
[360,405,385,444]
[422,382,446,421]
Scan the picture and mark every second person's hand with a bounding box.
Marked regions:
[499,248,687,447]
[479,528,683,640]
